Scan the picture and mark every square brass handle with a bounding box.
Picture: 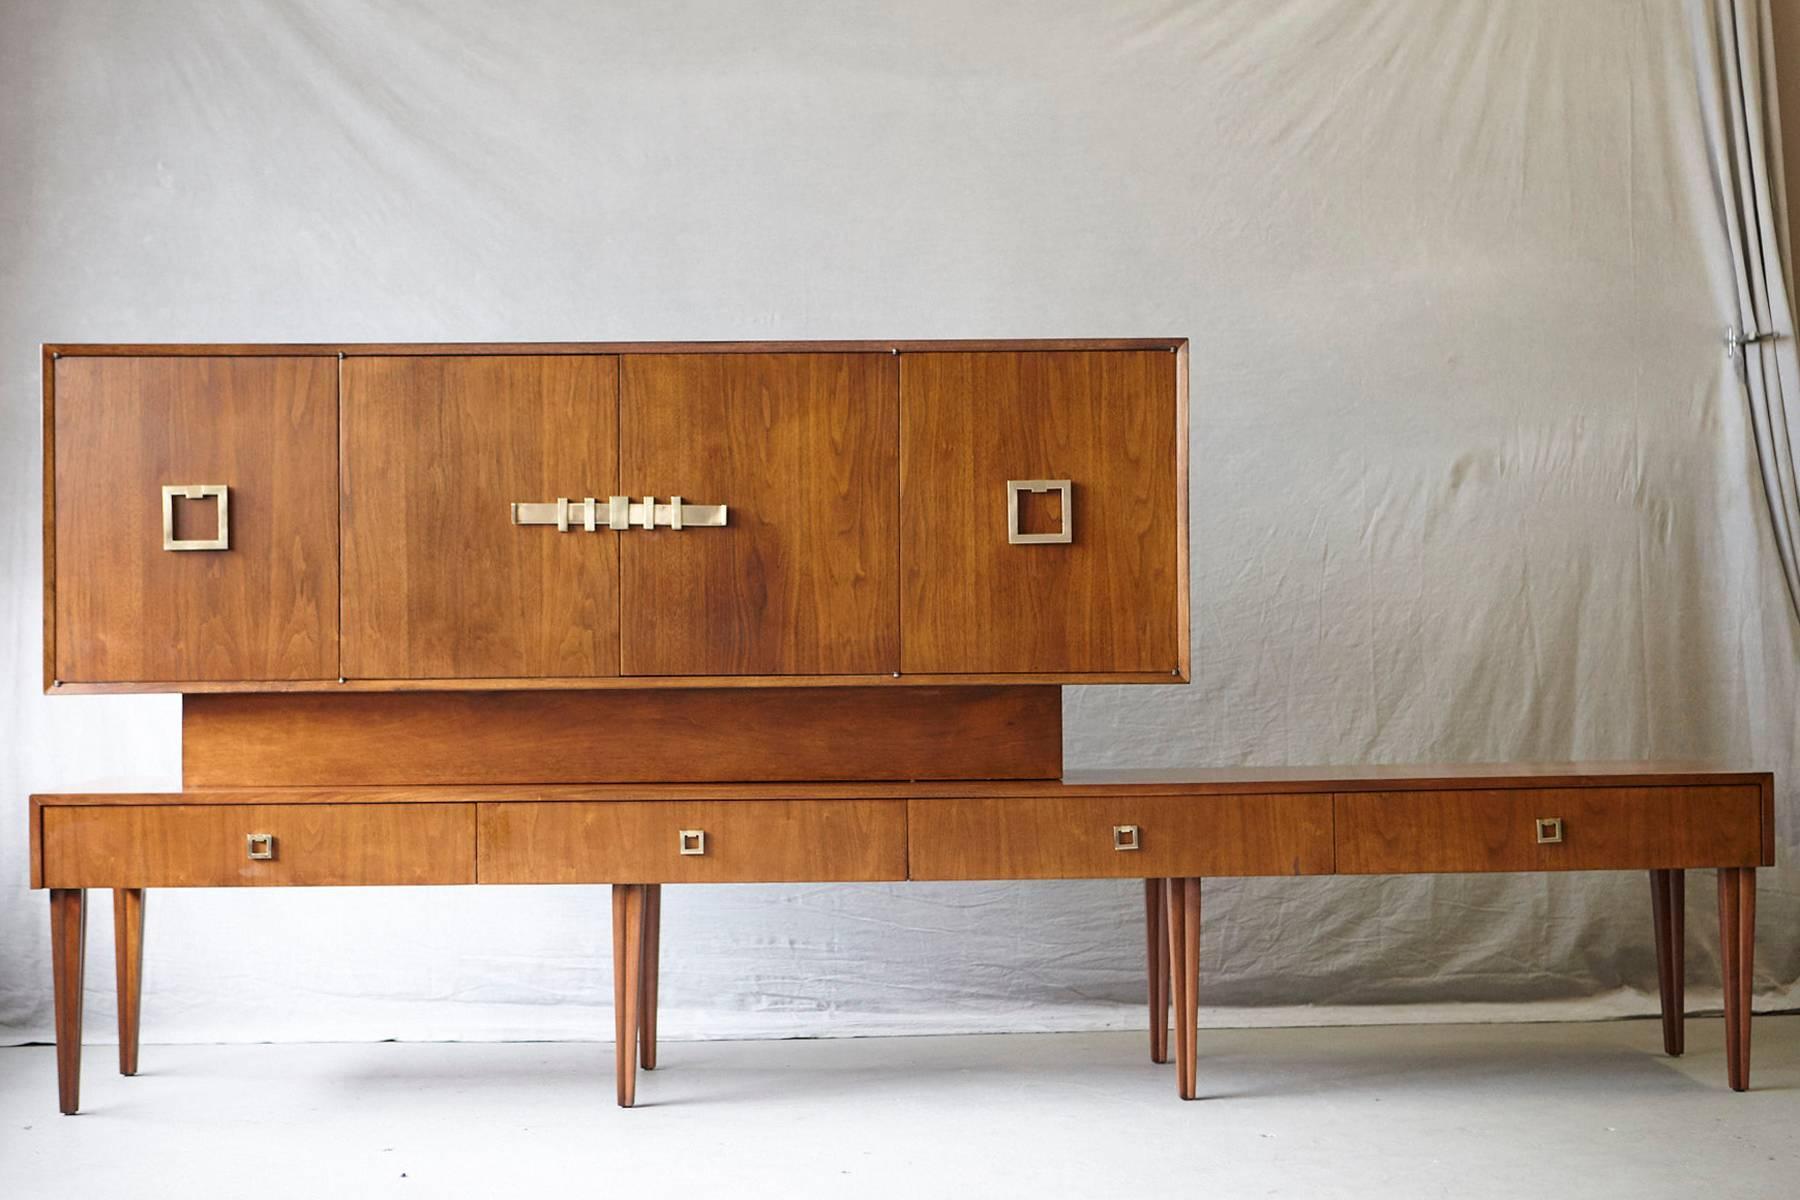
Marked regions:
[162,484,230,551]
[1535,818,1563,845]
[678,829,706,856]
[246,833,275,861]
[1007,480,1072,545]
[1113,824,1141,852]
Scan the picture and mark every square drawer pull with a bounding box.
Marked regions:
[678,829,706,856]
[245,832,275,860]
[162,484,230,551]
[1534,818,1563,845]
[1113,824,1141,852]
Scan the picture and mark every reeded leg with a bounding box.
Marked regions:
[1718,868,1756,1091]
[1144,879,1169,1064]
[639,884,660,1071]
[1649,870,1684,1056]
[612,884,647,1107]
[50,889,87,1115]
[113,889,146,1076]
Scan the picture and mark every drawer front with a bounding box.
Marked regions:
[478,800,907,883]
[41,804,475,887]
[907,794,1334,881]
[1335,786,1766,874]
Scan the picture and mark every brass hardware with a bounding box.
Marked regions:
[162,484,230,551]
[1113,824,1141,851]
[246,833,275,860]
[512,496,728,531]
[1007,479,1072,545]
[1535,817,1563,845]
[678,829,706,856]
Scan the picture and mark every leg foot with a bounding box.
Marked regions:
[1649,870,1683,1056]
[1145,879,1169,1064]
[1718,868,1755,1091]
[612,884,647,1107]
[51,889,87,1115]
[639,884,660,1071]
[114,889,145,1076]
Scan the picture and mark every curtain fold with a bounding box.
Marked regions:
[1694,0,1800,620]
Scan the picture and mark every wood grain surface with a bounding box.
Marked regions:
[51,355,338,683]
[180,687,1060,785]
[479,800,907,883]
[41,804,475,887]
[1334,786,1766,873]
[907,794,1333,880]
[341,355,620,679]
[618,353,898,675]
[900,350,1183,674]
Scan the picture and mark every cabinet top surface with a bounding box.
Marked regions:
[44,338,1188,357]
[28,763,1771,806]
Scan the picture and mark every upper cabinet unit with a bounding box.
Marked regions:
[44,341,1187,692]
[47,354,339,687]
[899,350,1187,678]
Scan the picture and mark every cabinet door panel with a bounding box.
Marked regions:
[900,351,1183,675]
[52,356,338,683]
[342,355,619,679]
[619,353,898,675]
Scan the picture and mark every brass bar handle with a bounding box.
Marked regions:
[678,829,706,856]
[511,496,728,531]
[1534,817,1563,845]
[1113,824,1141,852]
[1007,479,1072,545]
[162,484,230,551]
[245,833,275,861]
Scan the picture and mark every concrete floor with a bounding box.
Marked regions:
[1,1017,1796,1199]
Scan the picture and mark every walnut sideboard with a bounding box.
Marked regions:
[32,341,1771,1113]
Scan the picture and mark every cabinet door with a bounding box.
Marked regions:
[342,355,620,679]
[51,355,338,683]
[900,350,1184,675]
[618,354,898,675]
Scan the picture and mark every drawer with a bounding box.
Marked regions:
[40,804,475,887]
[1334,786,1766,874]
[907,794,1334,881]
[478,800,907,883]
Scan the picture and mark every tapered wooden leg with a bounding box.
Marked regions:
[639,884,660,1071]
[1718,868,1755,1091]
[50,889,87,1115]
[1166,877,1201,1100]
[1180,877,1200,1100]
[113,889,146,1076]
[1145,879,1169,1064]
[1649,869,1684,1056]
[612,884,647,1107]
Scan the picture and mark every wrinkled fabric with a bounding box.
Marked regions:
[0,0,1796,1046]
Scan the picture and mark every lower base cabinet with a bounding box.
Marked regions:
[30,766,1773,1113]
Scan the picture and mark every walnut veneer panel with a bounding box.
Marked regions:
[479,800,906,883]
[181,687,1060,785]
[900,351,1184,675]
[1335,787,1766,873]
[907,794,1333,880]
[342,355,620,679]
[51,356,338,683]
[41,804,474,887]
[618,353,899,675]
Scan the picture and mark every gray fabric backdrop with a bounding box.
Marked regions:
[3,0,1796,1045]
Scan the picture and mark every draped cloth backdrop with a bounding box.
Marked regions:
[1,0,1797,1046]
